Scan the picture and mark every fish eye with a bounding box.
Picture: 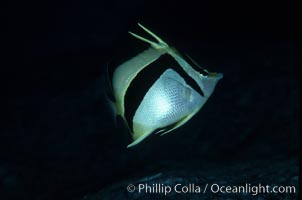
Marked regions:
[197,67,209,76]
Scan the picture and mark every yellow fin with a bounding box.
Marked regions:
[127,131,153,148]
[159,114,193,136]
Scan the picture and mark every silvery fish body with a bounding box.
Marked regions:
[110,23,223,148]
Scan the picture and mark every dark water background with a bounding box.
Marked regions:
[1,0,299,199]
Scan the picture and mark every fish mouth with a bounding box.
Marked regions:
[207,72,223,80]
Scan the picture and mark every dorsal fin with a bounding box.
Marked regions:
[128,23,169,49]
